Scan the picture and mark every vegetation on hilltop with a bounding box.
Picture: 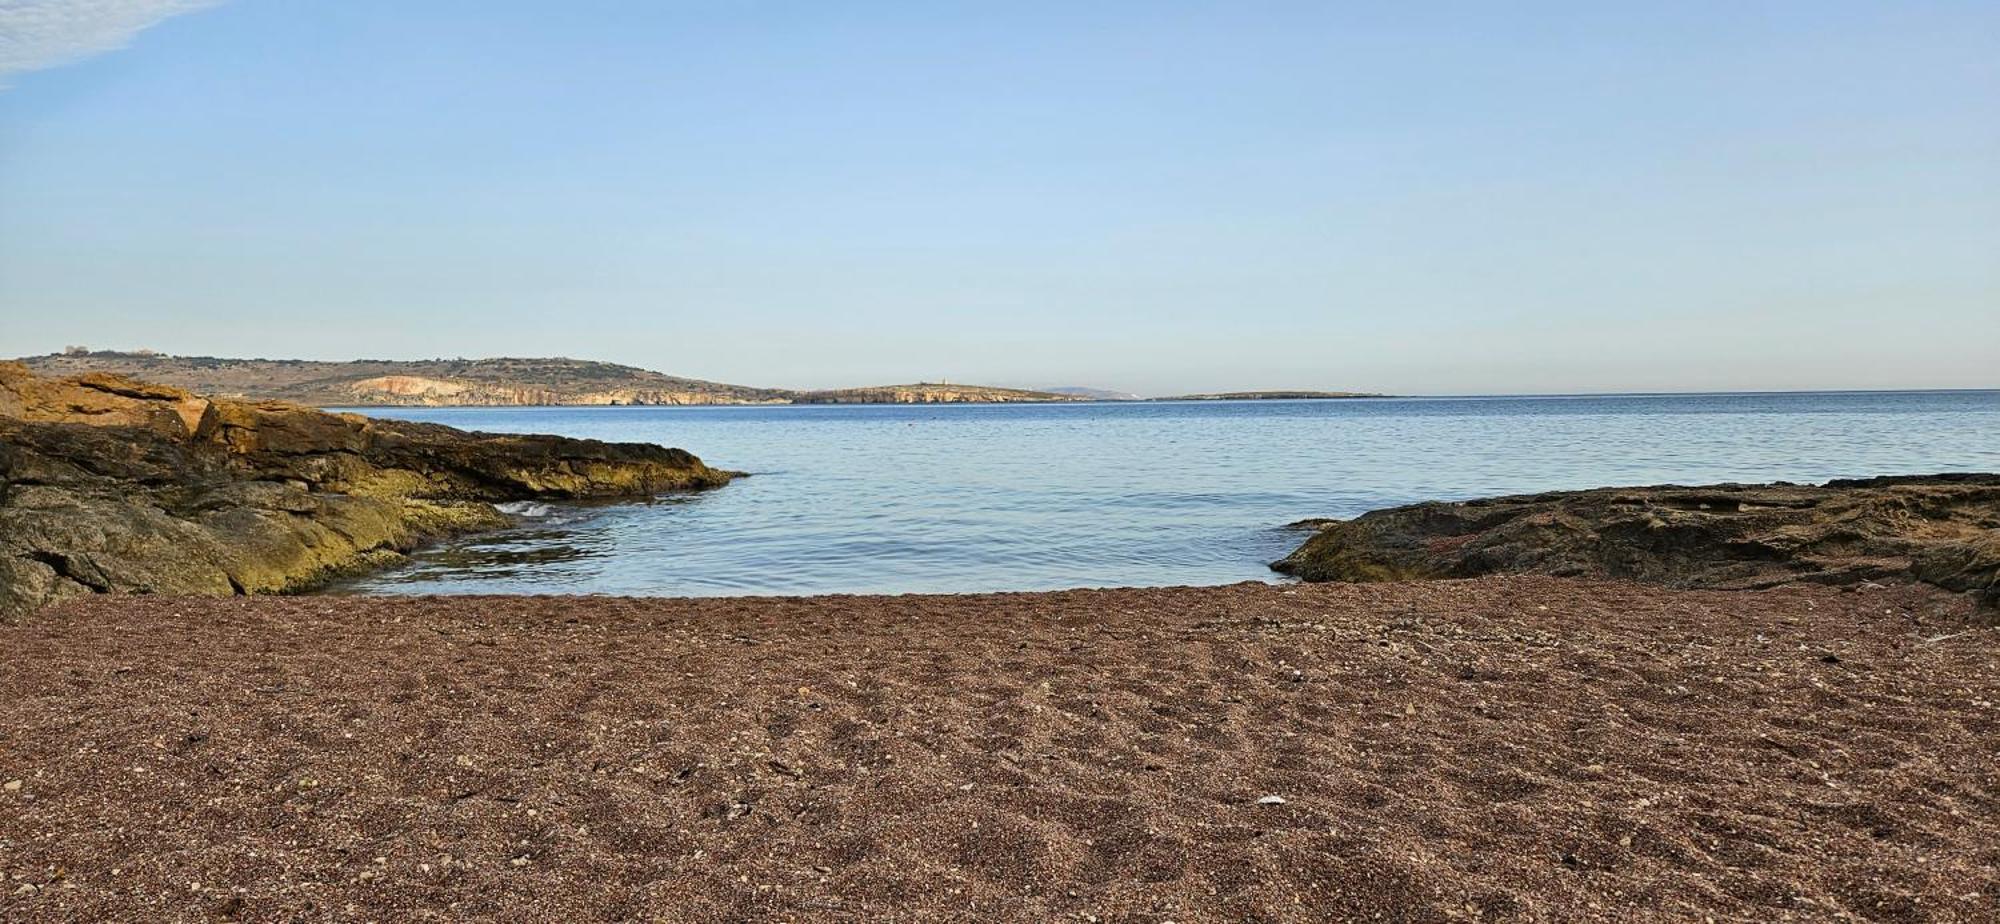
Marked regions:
[18,353,1097,406]
[21,351,791,406]
[22,351,1379,407]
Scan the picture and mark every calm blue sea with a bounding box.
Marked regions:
[332,391,2000,597]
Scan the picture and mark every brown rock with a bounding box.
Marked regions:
[0,366,735,617]
[0,362,214,437]
[1273,475,2000,604]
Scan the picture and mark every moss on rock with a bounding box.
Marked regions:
[0,363,735,616]
[1274,475,2000,605]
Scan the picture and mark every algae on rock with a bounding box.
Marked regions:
[0,363,735,617]
[1274,475,2000,604]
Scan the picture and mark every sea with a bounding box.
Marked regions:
[330,390,2000,597]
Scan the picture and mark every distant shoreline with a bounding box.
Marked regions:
[22,351,1989,409]
[1148,390,1386,401]
[321,389,2000,411]
[331,394,1401,410]
[17,351,1388,408]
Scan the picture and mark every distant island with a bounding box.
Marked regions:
[1155,390,1385,401]
[18,350,1378,406]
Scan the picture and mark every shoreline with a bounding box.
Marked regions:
[302,387,2000,410]
[9,358,1992,610]
[3,577,1992,921]
[0,363,735,618]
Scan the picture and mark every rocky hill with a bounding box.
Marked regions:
[18,352,1106,407]
[790,383,1084,404]
[0,363,734,617]
[20,351,792,407]
[1273,476,2000,604]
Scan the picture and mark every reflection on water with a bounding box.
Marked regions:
[331,391,2000,597]
[335,493,717,590]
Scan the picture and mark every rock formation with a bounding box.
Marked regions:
[339,375,784,407]
[0,363,734,616]
[1273,476,1999,604]
[790,384,1082,404]
[1155,391,1384,401]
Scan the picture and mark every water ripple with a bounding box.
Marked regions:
[330,392,2000,597]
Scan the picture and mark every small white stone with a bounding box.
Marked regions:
[1257,795,1287,805]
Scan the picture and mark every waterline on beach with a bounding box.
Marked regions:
[334,391,2000,597]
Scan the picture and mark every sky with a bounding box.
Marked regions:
[0,1,1995,396]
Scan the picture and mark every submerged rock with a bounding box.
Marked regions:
[1272,476,2000,604]
[0,363,734,616]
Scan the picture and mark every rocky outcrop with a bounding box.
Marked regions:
[348,375,472,400]
[1273,475,2000,604]
[0,364,735,617]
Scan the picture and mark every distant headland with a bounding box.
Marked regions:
[1153,390,1385,401]
[18,350,1378,407]
[789,383,1084,405]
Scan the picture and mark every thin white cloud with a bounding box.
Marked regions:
[0,0,220,83]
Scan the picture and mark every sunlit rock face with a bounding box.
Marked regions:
[0,363,734,616]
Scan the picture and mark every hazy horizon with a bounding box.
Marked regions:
[3,2,1996,396]
[18,344,2000,399]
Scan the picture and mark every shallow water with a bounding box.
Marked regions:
[332,391,2000,596]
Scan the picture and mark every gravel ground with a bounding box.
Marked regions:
[1,577,1995,922]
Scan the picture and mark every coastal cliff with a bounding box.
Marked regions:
[791,383,1082,404]
[1158,390,1383,401]
[339,374,787,407]
[20,352,793,407]
[0,364,734,616]
[1274,476,2000,603]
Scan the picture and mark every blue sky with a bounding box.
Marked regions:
[1,1,1995,395]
